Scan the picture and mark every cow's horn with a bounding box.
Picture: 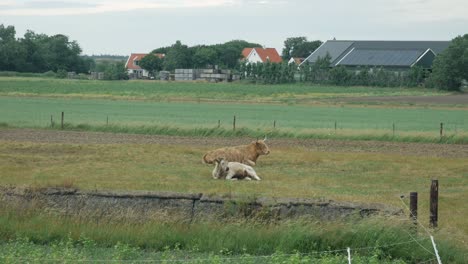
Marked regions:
[263,135,267,141]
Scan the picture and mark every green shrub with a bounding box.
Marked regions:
[56,69,67,79]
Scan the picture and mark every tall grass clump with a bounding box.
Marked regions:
[0,204,465,263]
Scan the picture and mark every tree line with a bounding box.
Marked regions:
[240,54,428,88]
[0,24,93,74]
[139,37,323,76]
[1,24,466,90]
[138,40,263,76]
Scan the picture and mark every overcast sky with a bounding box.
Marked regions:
[1,0,467,55]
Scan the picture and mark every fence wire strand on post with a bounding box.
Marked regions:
[398,196,439,258]
[398,196,433,237]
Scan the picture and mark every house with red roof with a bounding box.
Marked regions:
[125,53,165,78]
[241,47,282,64]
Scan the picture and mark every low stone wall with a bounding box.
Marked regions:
[0,187,403,222]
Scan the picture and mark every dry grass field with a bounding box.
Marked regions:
[1,128,467,250]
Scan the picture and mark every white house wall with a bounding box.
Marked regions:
[127,69,150,78]
[246,50,264,63]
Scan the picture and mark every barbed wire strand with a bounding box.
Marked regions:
[398,197,437,257]
[398,196,433,237]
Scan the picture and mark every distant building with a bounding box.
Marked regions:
[125,53,165,78]
[241,47,283,64]
[300,40,451,71]
[288,57,305,65]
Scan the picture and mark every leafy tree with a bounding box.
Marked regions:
[151,39,261,70]
[163,41,191,71]
[406,66,425,87]
[282,37,322,60]
[192,47,217,68]
[44,34,83,72]
[139,54,163,76]
[56,69,67,78]
[218,46,242,69]
[0,24,15,42]
[151,47,170,54]
[103,62,128,80]
[308,54,331,82]
[354,67,370,86]
[0,25,23,71]
[329,66,351,85]
[0,24,91,74]
[21,30,48,72]
[430,34,468,91]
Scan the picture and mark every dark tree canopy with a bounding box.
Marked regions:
[192,46,218,68]
[430,34,468,91]
[139,53,164,75]
[0,24,91,73]
[151,39,262,71]
[163,41,192,71]
[282,37,322,60]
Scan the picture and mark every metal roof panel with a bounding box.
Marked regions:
[337,49,425,67]
[303,41,353,64]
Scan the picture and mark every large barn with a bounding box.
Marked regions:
[300,40,451,71]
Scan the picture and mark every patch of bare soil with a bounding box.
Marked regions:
[1,128,467,158]
[331,93,468,105]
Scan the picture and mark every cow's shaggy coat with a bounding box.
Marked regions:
[212,158,261,181]
[203,139,270,166]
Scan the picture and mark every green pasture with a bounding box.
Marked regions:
[0,77,450,103]
[0,96,466,134]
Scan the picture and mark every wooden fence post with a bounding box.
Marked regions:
[233,115,236,131]
[430,180,439,228]
[392,123,395,137]
[106,115,109,126]
[410,192,418,231]
[440,123,443,138]
[218,120,220,128]
[61,112,64,130]
[50,115,54,128]
[274,120,276,129]
[335,121,337,132]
